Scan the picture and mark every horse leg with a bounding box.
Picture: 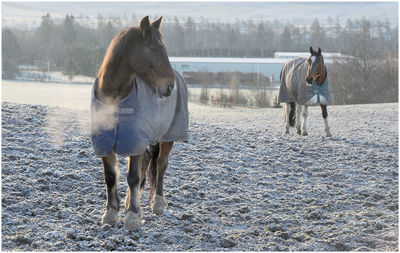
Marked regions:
[283,103,290,134]
[150,141,173,215]
[295,104,303,135]
[301,105,309,136]
[140,148,152,200]
[101,151,120,225]
[124,155,144,230]
[321,105,332,137]
[147,144,159,202]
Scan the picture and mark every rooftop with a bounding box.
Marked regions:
[170,52,349,65]
[169,57,289,64]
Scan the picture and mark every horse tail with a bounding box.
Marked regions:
[289,102,296,127]
[147,143,160,195]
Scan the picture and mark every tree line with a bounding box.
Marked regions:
[2,13,398,104]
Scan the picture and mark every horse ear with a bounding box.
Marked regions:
[310,47,313,54]
[318,47,322,55]
[152,16,163,30]
[140,16,151,38]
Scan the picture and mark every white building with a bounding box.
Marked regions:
[170,52,348,85]
[170,57,288,84]
[274,52,349,63]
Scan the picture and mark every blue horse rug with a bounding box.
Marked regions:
[303,77,331,106]
[90,70,189,157]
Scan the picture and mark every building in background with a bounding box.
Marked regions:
[170,52,349,87]
[274,52,350,62]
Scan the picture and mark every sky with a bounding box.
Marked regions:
[2,1,398,29]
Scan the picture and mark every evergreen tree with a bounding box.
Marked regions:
[256,23,270,57]
[280,26,292,51]
[169,17,185,56]
[102,21,116,48]
[38,13,54,47]
[37,13,54,60]
[310,18,325,48]
[184,17,196,56]
[2,29,22,78]
[62,14,77,46]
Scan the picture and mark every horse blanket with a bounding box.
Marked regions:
[90,70,189,157]
[278,57,332,106]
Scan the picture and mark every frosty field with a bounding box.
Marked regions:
[1,99,398,251]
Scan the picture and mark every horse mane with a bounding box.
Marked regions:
[97,26,141,80]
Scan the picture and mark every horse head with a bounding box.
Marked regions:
[129,16,175,97]
[306,47,326,85]
[98,16,175,101]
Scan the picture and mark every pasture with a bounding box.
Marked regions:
[1,82,398,250]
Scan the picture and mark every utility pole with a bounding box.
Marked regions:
[257,62,260,88]
[47,60,50,81]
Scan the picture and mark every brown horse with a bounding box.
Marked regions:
[91,16,188,230]
[278,47,332,137]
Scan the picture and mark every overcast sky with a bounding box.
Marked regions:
[2,1,398,29]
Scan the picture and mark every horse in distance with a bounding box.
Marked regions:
[90,16,189,230]
[278,47,332,137]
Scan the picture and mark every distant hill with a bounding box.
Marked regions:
[2,2,398,29]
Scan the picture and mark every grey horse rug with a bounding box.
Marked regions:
[90,70,189,157]
[278,57,332,106]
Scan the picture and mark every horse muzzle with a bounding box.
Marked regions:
[306,77,313,84]
[158,80,176,98]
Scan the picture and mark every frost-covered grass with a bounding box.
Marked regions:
[1,101,398,251]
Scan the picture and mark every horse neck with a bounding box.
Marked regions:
[316,64,327,85]
[98,61,134,103]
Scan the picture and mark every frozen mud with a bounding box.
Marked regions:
[2,102,398,251]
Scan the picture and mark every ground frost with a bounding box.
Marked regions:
[1,102,398,251]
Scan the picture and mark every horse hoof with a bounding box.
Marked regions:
[123,211,142,230]
[296,129,302,135]
[101,209,119,226]
[326,133,332,137]
[151,195,166,215]
[301,132,308,136]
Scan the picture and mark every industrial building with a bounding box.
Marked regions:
[170,57,287,84]
[170,52,348,85]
